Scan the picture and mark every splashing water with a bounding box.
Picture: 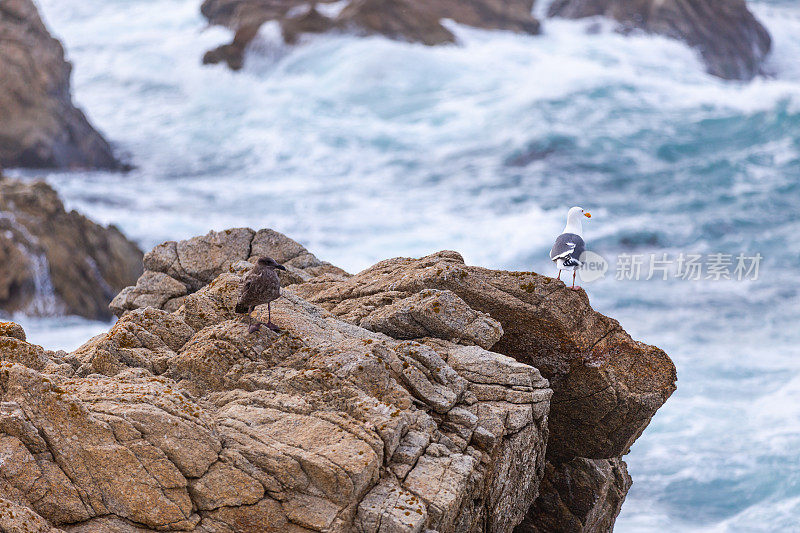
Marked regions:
[0,211,63,316]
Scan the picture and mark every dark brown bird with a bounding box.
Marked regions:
[235,256,286,333]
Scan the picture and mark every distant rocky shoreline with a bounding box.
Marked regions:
[201,0,771,80]
[0,0,120,170]
[0,176,143,320]
[0,226,676,532]
[0,0,774,176]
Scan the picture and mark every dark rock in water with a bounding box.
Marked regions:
[102,229,674,532]
[548,0,771,80]
[335,0,457,45]
[516,457,632,533]
[0,178,142,319]
[0,0,120,169]
[201,0,541,70]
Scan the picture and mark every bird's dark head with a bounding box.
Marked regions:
[257,256,287,270]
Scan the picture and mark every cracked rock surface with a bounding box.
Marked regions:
[110,228,347,317]
[1,228,675,532]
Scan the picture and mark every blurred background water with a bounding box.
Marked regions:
[6,0,800,530]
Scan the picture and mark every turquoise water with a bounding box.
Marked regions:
[9,0,800,530]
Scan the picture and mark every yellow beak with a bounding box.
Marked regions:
[584,212,592,218]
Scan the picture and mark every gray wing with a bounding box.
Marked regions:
[550,233,585,262]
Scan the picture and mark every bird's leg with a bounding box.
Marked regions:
[571,270,581,291]
[248,305,261,334]
[557,269,562,281]
[265,302,280,332]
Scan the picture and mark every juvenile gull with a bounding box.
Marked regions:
[550,206,591,290]
[235,256,286,333]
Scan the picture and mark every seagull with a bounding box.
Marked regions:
[235,256,287,333]
[550,206,591,290]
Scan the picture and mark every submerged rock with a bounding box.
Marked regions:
[0,0,119,169]
[0,178,143,319]
[548,0,771,80]
[0,228,675,531]
[200,0,540,70]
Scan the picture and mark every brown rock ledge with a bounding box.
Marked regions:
[200,0,540,70]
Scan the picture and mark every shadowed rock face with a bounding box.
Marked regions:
[548,0,771,80]
[0,0,119,169]
[0,179,143,320]
[200,0,540,70]
[1,228,675,531]
[515,457,632,533]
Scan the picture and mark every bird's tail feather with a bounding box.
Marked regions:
[234,303,249,314]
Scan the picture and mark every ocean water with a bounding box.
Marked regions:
[7,0,800,530]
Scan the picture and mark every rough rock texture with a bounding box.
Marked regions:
[200,0,540,70]
[292,250,677,460]
[110,228,347,317]
[1,228,676,531]
[0,179,143,320]
[1,259,551,531]
[548,0,771,80]
[515,458,632,533]
[0,498,65,533]
[0,0,118,169]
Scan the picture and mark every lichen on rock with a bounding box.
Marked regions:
[0,228,675,532]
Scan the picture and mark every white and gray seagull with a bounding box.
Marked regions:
[550,206,592,290]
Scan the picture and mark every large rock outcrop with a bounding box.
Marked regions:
[289,247,677,532]
[0,228,676,531]
[548,0,771,80]
[0,178,143,319]
[110,227,347,317]
[1,262,551,530]
[0,0,119,169]
[201,0,540,70]
[291,251,677,461]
